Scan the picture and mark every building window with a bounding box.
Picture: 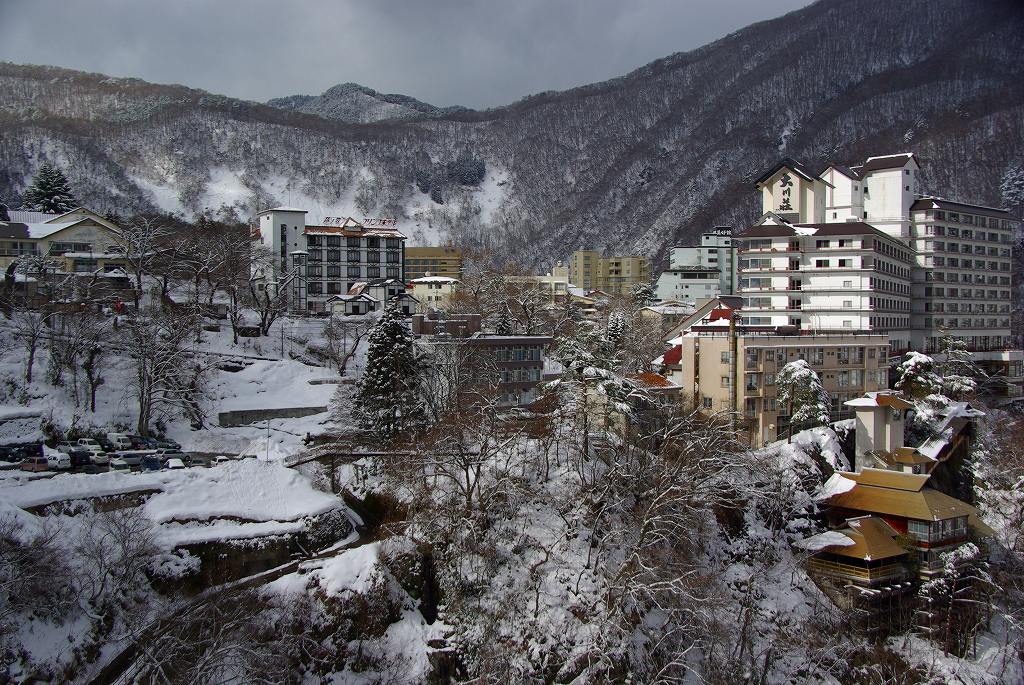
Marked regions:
[348,250,361,262]
[702,397,713,409]
[326,265,341,278]
[347,237,361,248]
[721,376,729,388]
[367,266,381,278]
[386,238,401,249]
[327,236,341,247]
[307,282,322,295]
[386,251,400,264]
[326,250,341,262]
[347,266,361,278]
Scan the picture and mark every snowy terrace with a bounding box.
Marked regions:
[0,458,350,548]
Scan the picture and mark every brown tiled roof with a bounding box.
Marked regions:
[736,224,797,238]
[825,164,861,180]
[910,197,1014,219]
[830,517,906,561]
[793,222,901,241]
[753,157,820,187]
[627,372,677,389]
[859,153,916,173]
[304,225,405,238]
[826,469,978,521]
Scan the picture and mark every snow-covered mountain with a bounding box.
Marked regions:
[266,82,472,124]
[1,0,1022,268]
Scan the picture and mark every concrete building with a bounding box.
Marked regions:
[0,208,125,272]
[404,246,463,281]
[256,209,406,313]
[742,154,1018,357]
[568,251,650,295]
[659,301,889,447]
[406,274,459,312]
[657,227,737,301]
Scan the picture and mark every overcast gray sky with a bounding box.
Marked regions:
[0,0,812,108]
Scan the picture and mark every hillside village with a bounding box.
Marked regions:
[0,146,1022,685]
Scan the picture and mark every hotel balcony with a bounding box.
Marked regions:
[806,558,909,587]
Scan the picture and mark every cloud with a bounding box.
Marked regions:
[0,0,811,108]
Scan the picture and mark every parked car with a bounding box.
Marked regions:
[107,433,133,451]
[44,450,72,470]
[214,455,232,465]
[56,443,92,465]
[188,455,211,468]
[152,439,181,450]
[109,457,131,473]
[130,436,159,450]
[140,454,161,471]
[1,443,43,463]
[76,439,110,465]
[20,456,49,472]
[164,458,186,470]
[113,450,157,467]
[156,450,189,464]
[97,437,117,453]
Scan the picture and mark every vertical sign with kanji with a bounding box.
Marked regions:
[778,172,794,211]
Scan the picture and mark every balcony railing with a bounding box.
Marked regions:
[806,558,907,584]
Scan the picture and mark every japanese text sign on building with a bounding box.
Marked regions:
[362,218,397,227]
[778,173,794,211]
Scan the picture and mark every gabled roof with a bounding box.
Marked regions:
[910,196,1015,219]
[844,391,914,410]
[822,468,979,522]
[259,207,308,214]
[860,153,917,173]
[662,345,683,367]
[626,372,680,391]
[799,516,906,562]
[824,164,862,181]
[754,157,820,187]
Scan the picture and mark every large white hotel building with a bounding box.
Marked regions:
[736,153,1017,362]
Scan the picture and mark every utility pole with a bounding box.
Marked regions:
[280,321,285,359]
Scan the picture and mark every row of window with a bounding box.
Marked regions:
[927,318,1011,329]
[923,211,1016,230]
[306,249,401,263]
[493,346,543,362]
[735,346,882,366]
[924,256,1011,271]
[922,240,1010,257]
[306,235,402,249]
[499,367,543,383]
[926,302,1009,314]
[870,316,911,329]
[907,516,968,542]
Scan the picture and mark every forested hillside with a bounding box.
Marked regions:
[0,0,1022,267]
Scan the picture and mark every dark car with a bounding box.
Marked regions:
[130,436,159,450]
[56,443,93,466]
[97,437,117,453]
[152,439,181,450]
[0,443,43,463]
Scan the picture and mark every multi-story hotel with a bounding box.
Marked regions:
[738,153,1018,358]
[256,208,407,312]
[660,299,890,447]
[404,246,463,281]
[568,250,651,295]
[656,227,739,302]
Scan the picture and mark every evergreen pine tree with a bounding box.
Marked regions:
[936,332,985,400]
[630,282,656,308]
[605,310,626,349]
[22,163,76,213]
[894,351,943,400]
[777,359,831,441]
[0,202,9,222]
[493,309,514,335]
[354,305,425,443]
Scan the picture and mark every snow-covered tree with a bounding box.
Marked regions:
[936,332,985,400]
[605,310,626,350]
[21,163,76,213]
[0,202,9,222]
[916,543,995,657]
[776,359,830,440]
[630,282,656,308]
[111,216,172,302]
[123,310,206,435]
[894,351,943,399]
[354,304,426,443]
[493,308,513,335]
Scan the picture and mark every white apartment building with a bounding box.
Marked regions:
[740,154,1017,356]
[656,227,737,302]
[257,208,407,312]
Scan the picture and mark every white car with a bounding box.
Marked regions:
[45,450,72,470]
[109,457,131,472]
[77,439,109,464]
[164,458,186,470]
[214,455,232,465]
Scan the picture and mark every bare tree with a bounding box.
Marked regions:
[321,315,376,374]
[112,216,172,304]
[123,310,207,435]
[248,245,296,336]
[10,305,54,383]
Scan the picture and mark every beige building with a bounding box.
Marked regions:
[509,262,571,303]
[0,208,125,272]
[659,301,889,447]
[405,246,463,281]
[406,275,459,312]
[568,251,650,295]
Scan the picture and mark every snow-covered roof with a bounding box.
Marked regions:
[259,206,308,214]
[844,391,913,410]
[408,276,459,284]
[6,210,59,223]
[23,219,84,239]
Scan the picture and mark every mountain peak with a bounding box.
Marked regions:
[267,82,471,124]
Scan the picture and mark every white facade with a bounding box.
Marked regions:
[739,153,1017,355]
[658,227,737,302]
[257,208,406,312]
